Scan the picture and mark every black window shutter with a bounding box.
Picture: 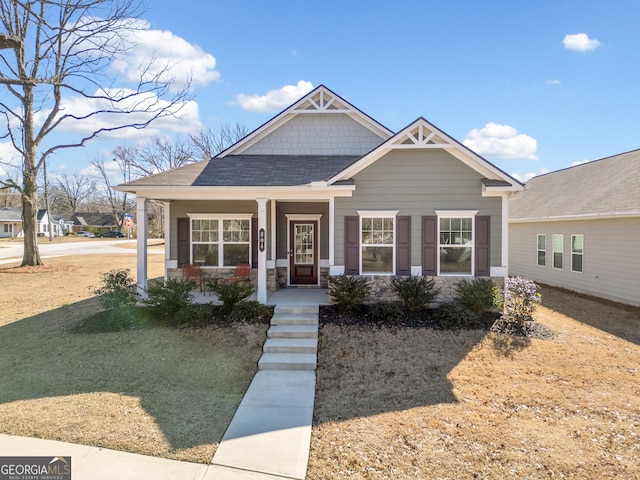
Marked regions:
[177,217,190,267]
[422,216,437,276]
[396,216,411,276]
[475,216,490,276]
[344,216,359,275]
[251,217,258,268]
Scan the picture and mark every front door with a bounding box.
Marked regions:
[289,221,318,285]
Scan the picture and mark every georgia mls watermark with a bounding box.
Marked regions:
[0,457,71,480]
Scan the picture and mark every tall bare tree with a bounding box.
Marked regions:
[55,173,95,217]
[0,0,191,266]
[190,123,249,160]
[91,155,132,231]
[126,136,195,176]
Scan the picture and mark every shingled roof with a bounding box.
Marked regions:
[510,149,640,221]
[125,155,362,187]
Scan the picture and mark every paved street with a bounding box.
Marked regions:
[0,239,163,265]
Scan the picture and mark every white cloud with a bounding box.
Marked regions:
[563,33,600,52]
[547,79,561,85]
[237,81,314,113]
[511,167,549,183]
[0,142,21,179]
[109,19,219,91]
[463,122,538,160]
[55,89,201,139]
[571,159,591,166]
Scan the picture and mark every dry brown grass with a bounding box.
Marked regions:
[309,286,640,479]
[0,253,266,463]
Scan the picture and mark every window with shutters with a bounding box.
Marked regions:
[436,210,477,275]
[358,211,398,274]
[188,214,252,267]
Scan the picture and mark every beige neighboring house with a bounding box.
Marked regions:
[509,149,640,306]
[116,85,523,302]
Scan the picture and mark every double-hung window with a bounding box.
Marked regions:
[537,234,546,267]
[571,235,584,273]
[189,214,251,267]
[359,211,397,274]
[553,234,563,269]
[436,210,477,275]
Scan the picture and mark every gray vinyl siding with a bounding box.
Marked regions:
[242,114,384,156]
[334,150,503,268]
[276,202,329,260]
[169,200,262,261]
[509,217,640,306]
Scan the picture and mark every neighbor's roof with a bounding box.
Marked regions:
[124,155,361,187]
[70,212,117,227]
[510,149,640,221]
[0,207,21,222]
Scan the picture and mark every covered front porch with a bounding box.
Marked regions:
[132,189,352,304]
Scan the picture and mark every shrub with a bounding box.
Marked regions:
[454,279,503,315]
[173,304,214,325]
[366,301,405,324]
[93,268,137,311]
[229,301,274,323]
[389,275,440,312]
[327,275,372,313]
[432,302,476,329]
[503,276,541,323]
[143,277,196,320]
[207,279,253,310]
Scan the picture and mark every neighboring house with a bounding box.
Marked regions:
[70,212,117,232]
[0,207,22,238]
[0,207,70,238]
[509,149,640,306]
[117,85,523,302]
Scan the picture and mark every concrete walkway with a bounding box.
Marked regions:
[0,290,327,480]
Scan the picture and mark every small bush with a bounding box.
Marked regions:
[366,301,405,324]
[390,276,440,312]
[207,279,253,310]
[328,275,372,313]
[503,276,541,323]
[432,302,476,329]
[229,301,274,323]
[93,268,137,311]
[454,279,503,315]
[143,277,196,320]
[173,304,213,325]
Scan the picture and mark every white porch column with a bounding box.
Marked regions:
[256,198,268,304]
[502,193,510,281]
[136,196,149,298]
[329,196,335,267]
[163,202,171,282]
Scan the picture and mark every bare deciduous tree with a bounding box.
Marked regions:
[55,173,96,217]
[190,123,249,160]
[91,155,132,231]
[0,0,191,266]
[129,136,195,176]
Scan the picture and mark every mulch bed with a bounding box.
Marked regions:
[319,304,555,340]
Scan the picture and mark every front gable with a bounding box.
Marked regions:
[329,117,523,193]
[220,85,393,157]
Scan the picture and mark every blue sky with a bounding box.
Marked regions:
[3,0,640,183]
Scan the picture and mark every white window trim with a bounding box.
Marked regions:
[571,234,584,273]
[537,234,546,267]
[435,210,478,276]
[187,213,253,267]
[357,210,399,275]
[552,234,564,270]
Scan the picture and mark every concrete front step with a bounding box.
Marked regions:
[271,313,318,326]
[274,305,318,315]
[267,324,318,339]
[263,338,317,354]
[258,353,317,371]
